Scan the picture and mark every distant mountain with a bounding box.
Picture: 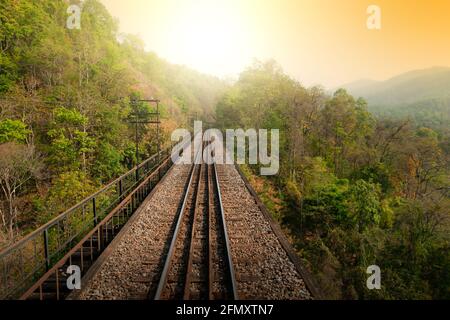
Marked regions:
[338,67,450,133]
[340,67,450,106]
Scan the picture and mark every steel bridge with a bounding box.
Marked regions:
[0,145,174,299]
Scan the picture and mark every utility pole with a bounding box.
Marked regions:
[186,111,199,131]
[127,97,161,179]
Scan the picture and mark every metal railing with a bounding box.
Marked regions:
[21,154,174,300]
[0,146,173,299]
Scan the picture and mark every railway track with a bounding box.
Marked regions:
[154,144,237,300]
[75,135,316,301]
[3,133,317,300]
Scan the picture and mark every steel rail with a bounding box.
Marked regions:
[183,161,204,299]
[154,141,203,300]
[207,165,214,300]
[155,132,239,300]
[205,140,214,300]
[212,162,239,300]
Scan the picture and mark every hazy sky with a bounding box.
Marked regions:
[99,0,450,88]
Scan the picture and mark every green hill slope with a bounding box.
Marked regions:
[341,67,450,133]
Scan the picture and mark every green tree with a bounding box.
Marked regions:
[41,170,96,222]
[0,143,41,240]
[0,119,30,143]
[348,180,382,232]
[47,107,95,171]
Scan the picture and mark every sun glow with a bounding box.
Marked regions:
[101,0,450,87]
[164,0,252,76]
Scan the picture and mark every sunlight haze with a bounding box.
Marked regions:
[100,0,450,88]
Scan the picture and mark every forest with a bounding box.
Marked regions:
[1,0,449,300]
[216,61,450,299]
[0,0,225,246]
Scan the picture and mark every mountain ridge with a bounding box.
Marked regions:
[338,66,450,106]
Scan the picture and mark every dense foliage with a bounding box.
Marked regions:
[371,98,450,141]
[0,0,225,245]
[217,61,450,299]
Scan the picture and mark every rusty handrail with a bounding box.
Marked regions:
[20,155,174,300]
[0,150,164,257]
[0,145,174,299]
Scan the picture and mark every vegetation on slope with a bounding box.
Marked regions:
[0,0,226,247]
[343,67,450,136]
[217,61,450,299]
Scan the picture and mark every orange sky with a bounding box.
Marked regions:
[99,0,450,87]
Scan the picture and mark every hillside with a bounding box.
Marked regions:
[0,0,226,245]
[217,61,450,299]
[340,67,450,133]
[342,67,450,105]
